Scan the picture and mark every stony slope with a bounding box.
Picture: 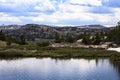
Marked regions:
[1,24,111,40]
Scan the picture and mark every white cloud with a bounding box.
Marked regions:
[0,0,119,26]
[32,12,93,23]
[68,0,102,6]
[113,8,120,20]
[32,2,94,23]
[103,0,109,2]
[34,0,55,11]
[89,14,112,23]
[58,2,91,13]
[0,0,6,2]
[0,0,55,12]
[0,13,21,22]
[88,8,120,24]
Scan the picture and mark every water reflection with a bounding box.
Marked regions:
[0,58,120,80]
[110,59,120,76]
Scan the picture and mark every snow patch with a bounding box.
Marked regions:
[107,47,120,52]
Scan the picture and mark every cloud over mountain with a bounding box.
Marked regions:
[0,0,120,26]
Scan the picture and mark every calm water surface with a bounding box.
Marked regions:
[0,58,120,80]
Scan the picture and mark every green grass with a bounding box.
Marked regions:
[0,45,120,58]
[35,47,120,58]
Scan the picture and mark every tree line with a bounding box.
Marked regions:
[0,31,26,45]
[107,22,120,45]
[54,22,120,45]
[0,22,119,46]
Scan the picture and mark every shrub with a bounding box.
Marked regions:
[37,41,50,47]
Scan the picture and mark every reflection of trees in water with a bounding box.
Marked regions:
[109,59,120,77]
[38,57,120,78]
[54,57,120,78]
[95,58,99,66]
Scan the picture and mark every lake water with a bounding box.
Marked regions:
[0,58,120,80]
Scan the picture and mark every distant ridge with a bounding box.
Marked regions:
[0,24,111,40]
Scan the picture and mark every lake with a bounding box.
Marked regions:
[0,58,120,80]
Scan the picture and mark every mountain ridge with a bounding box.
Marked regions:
[0,24,112,40]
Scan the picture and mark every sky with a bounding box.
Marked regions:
[0,0,120,26]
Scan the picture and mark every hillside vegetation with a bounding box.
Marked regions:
[0,22,119,58]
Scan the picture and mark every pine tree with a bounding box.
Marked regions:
[54,32,61,43]
[108,22,120,44]
[19,35,26,45]
[6,35,13,45]
[93,32,102,45]
[82,33,91,45]
[65,33,75,43]
[0,31,6,41]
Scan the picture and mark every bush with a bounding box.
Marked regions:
[37,41,50,47]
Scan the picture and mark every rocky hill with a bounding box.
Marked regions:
[1,24,111,40]
[54,25,109,35]
[0,25,21,30]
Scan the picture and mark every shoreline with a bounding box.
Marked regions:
[0,45,120,58]
[107,47,120,52]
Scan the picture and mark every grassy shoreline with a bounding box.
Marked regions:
[0,45,120,59]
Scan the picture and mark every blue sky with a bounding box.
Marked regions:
[0,0,120,26]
